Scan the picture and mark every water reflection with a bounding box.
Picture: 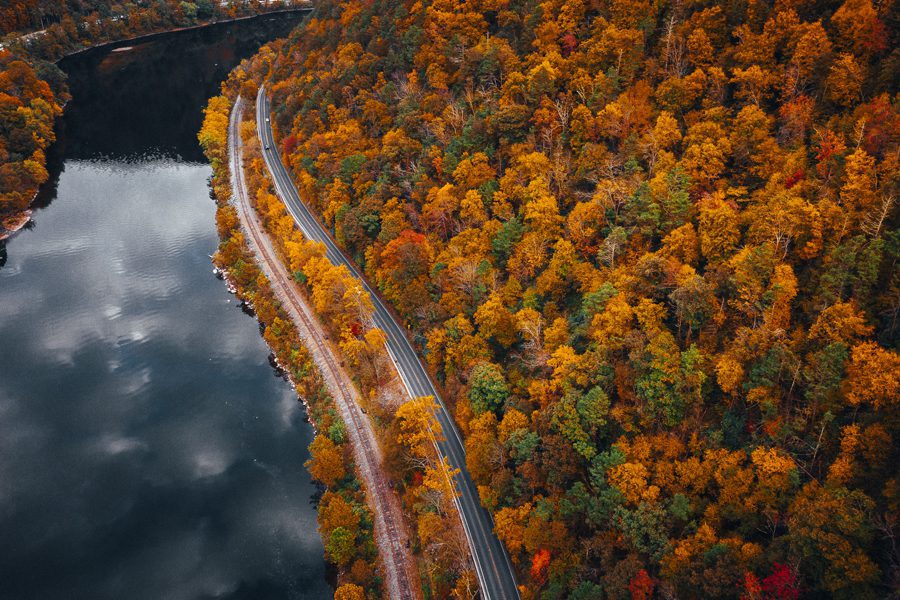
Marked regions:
[0,14,329,600]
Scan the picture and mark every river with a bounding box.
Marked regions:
[0,14,332,600]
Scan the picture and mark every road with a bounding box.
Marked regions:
[256,86,520,600]
[229,96,418,600]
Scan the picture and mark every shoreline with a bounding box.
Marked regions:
[54,8,312,64]
[217,265,321,435]
[0,210,32,241]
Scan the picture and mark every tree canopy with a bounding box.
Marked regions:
[244,0,897,595]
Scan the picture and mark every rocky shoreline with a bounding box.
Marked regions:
[0,210,32,241]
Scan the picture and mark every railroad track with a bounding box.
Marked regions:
[228,96,416,600]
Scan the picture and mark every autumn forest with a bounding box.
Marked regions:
[2,0,898,598]
[241,0,899,597]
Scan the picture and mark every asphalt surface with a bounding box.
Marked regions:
[256,86,520,600]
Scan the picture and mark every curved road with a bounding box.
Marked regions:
[255,86,519,600]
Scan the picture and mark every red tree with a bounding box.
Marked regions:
[630,569,655,600]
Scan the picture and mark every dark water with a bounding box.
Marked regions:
[0,14,333,600]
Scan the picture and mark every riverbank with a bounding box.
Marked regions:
[245,71,483,596]
[201,86,394,598]
[0,210,31,241]
[51,7,312,63]
[2,2,312,61]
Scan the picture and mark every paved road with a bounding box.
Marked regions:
[256,86,520,600]
[229,96,417,600]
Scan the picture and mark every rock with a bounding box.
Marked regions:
[1,210,33,234]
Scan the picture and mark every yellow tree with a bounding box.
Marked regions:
[494,502,532,562]
[698,193,741,263]
[419,456,460,514]
[844,342,899,411]
[788,481,880,596]
[396,395,443,461]
[474,291,517,348]
[808,302,873,345]
[334,583,365,600]
[319,491,361,539]
[826,54,865,107]
[840,148,878,219]
[465,411,500,485]
[305,435,345,488]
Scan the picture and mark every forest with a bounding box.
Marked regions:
[0,49,65,215]
[242,0,899,597]
[1,0,294,39]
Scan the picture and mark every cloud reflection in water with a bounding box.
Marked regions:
[0,155,329,599]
